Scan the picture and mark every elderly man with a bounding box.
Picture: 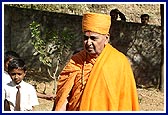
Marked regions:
[52,12,140,111]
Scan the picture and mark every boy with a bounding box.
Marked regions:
[3,51,55,101]
[3,58,39,111]
[4,51,20,85]
[140,14,149,25]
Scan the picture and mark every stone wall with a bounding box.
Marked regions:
[110,21,162,88]
[8,4,161,26]
[4,6,163,88]
[4,5,83,74]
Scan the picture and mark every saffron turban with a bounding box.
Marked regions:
[82,12,111,34]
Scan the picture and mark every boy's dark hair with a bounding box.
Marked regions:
[140,14,149,19]
[4,51,20,63]
[8,58,26,72]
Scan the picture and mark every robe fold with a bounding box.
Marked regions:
[53,43,139,111]
[80,43,139,111]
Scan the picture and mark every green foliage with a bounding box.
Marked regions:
[29,21,76,94]
[30,21,51,66]
[29,21,74,69]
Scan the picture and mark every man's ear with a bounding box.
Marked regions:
[105,34,110,45]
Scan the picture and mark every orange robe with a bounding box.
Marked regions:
[53,43,140,111]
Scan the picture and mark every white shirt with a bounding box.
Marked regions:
[2,71,12,102]
[3,71,12,85]
[4,81,39,111]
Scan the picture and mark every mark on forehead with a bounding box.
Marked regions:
[85,31,91,36]
[88,31,91,36]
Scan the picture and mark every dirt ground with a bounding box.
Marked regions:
[32,81,164,111]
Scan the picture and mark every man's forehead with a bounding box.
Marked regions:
[84,31,100,36]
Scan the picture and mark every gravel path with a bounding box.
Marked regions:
[34,82,164,111]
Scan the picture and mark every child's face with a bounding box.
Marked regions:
[8,68,26,84]
[141,16,149,25]
[4,58,13,72]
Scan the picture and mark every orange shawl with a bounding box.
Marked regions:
[53,50,96,111]
[53,43,139,111]
[80,44,139,111]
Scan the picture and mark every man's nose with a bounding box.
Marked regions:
[87,38,92,45]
